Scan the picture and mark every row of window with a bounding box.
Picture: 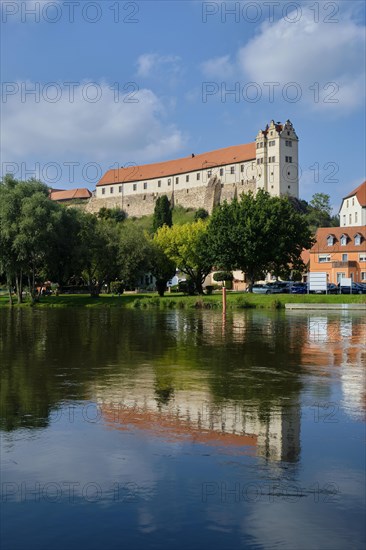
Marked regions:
[345,198,355,208]
[101,164,255,194]
[342,212,358,224]
[319,253,366,262]
[257,137,293,149]
[268,156,276,163]
[327,234,362,246]
[336,272,366,282]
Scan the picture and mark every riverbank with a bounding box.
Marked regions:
[1,292,365,310]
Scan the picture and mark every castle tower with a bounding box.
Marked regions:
[255,120,299,199]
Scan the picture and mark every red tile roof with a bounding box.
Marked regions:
[97,142,256,186]
[310,226,366,253]
[343,181,366,207]
[50,188,91,201]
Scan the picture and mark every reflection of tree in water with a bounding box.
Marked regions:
[2,308,359,434]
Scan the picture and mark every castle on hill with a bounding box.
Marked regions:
[68,119,300,217]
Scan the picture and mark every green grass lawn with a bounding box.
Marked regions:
[1,291,365,310]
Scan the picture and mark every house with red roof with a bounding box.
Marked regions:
[50,188,92,202]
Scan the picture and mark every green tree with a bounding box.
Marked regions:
[78,214,120,296]
[207,190,314,291]
[194,208,209,221]
[154,219,213,294]
[0,176,64,303]
[153,195,172,232]
[148,240,176,297]
[118,224,152,289]
[98,206,126,223]
[304,193,339,232]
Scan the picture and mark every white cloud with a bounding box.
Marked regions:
[201,9,365,112]
[201,55,234,79]
[136,53,182,79]
[1,81,185,168]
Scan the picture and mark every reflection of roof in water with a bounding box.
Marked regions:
[101,406,258,449]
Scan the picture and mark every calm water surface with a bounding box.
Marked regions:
[0,308,365,550]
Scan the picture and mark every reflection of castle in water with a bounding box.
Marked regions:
[95,371,301,463]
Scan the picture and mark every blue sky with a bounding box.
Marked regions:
[1,0,365,211]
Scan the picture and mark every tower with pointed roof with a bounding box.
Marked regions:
[255,119,299,198]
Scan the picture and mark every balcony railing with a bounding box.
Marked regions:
[332,261,357,268]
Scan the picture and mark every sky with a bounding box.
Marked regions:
[1,0,365,211]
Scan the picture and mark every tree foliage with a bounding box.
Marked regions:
[154,219,213,294]
[207,190,314,291]
[153,195,172,232]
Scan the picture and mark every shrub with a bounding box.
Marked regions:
[110,281,125,294]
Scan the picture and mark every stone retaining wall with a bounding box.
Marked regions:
[84,177,257,217]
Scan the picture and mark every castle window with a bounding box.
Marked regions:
[176,177,179,184]
[133,184,137,191]
[241,164,244,172]
[288,185,290,189]
[186,175,189,182]
[110,187,114,194]
[340,234,347,246]
[285,140,292,147]
[197,173,200,181]
[102,188,105,195]
[158,180,161,187]
[269,140,275,147]
[230,166,235,174]
[257,159,260,165]
[119,186,122,193]
[220,168,224,176]
[261,158,264,164]
[168,179,171,186]
[256,143,260,149]
[207,170,212,177]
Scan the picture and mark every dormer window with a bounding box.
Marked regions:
[340,234,348,246]
[355,234,361,246]
[327,235,335,246]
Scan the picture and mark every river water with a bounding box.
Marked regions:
[0,308,365,550]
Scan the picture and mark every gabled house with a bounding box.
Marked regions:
[309,226,366,283]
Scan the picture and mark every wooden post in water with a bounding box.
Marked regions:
[222,286,227,316]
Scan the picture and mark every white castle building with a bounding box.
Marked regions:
[91,119,299,217]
